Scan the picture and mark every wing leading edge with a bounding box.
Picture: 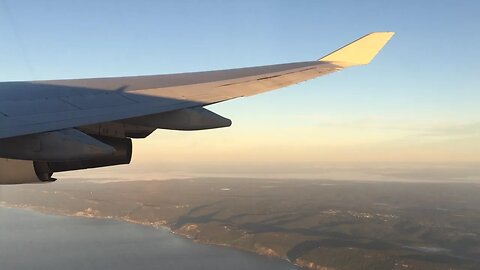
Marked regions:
[0,32,394,139]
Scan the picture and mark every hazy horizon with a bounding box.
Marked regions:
[56,161,480,184]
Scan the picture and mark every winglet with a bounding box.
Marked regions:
[319,32,394,66]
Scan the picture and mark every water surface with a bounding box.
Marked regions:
[0,207,297,270]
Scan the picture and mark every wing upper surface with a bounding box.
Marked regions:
[0,32,394,139]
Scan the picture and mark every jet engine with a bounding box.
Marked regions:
[0,136,132,184]
[0,158,53,184]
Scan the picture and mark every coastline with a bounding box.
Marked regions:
[0,202,302,269]
[3,178,477,269]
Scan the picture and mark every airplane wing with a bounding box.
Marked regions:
[0,32,394,140]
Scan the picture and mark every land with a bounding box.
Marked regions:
[1,176,480,270]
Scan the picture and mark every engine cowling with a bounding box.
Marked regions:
[0,136,132,184]
[0,129,116,162]
[45,136,132,173]
[0,158,54,184]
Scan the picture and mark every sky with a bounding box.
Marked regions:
[0,1,479,177]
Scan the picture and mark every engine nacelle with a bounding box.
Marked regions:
[45,136,132,173]
[0,136,132,184]
[0,158,54,184]
[0,129,116,162]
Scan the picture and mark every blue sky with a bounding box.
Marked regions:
[1,1,479,168]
